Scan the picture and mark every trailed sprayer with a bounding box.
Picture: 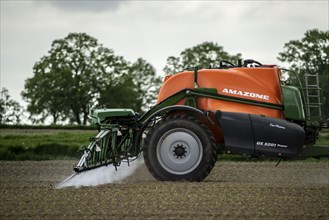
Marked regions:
[73,59,328,181]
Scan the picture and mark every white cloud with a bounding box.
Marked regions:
[1,0,328,104]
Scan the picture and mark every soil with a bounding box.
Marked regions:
[0,160,328,219]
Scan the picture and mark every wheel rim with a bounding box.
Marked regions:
[156,128,203,175]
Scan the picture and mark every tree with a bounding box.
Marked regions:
[22,33,106,124]
[0,88,24,124]
[129,58,162,111]
[98,58,161,113]
[22,58,70,124]
[22,33,161,124]
[163,42,242,74]
[98,67,140,110]
[278,29,329,118]
[22,33,127,124]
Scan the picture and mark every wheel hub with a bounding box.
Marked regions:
[156,128,203,175]
[172,144,187,158]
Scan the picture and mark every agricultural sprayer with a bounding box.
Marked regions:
[73,59,328,181]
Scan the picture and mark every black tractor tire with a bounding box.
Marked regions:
[143,114,217,181]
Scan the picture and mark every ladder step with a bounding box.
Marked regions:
[306,102,322,105]
[307,106,322,108]
[305,84,320,86]
[304,88,321,90]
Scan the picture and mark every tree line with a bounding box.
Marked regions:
[1,29,328,125]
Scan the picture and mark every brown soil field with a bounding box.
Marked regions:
[0,160,328,219]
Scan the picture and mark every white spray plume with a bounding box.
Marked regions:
[56,156,144,189]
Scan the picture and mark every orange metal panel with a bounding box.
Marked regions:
[157,67,284,119]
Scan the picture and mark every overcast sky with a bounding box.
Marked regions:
[1,0,328,104]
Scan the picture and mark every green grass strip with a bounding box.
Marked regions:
[0,129,97,160]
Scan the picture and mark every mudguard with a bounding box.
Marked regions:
[216,111,305,158]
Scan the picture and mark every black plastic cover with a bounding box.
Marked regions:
[216,111,305,158]
[216,111,254,155]
[250,114,305,157]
